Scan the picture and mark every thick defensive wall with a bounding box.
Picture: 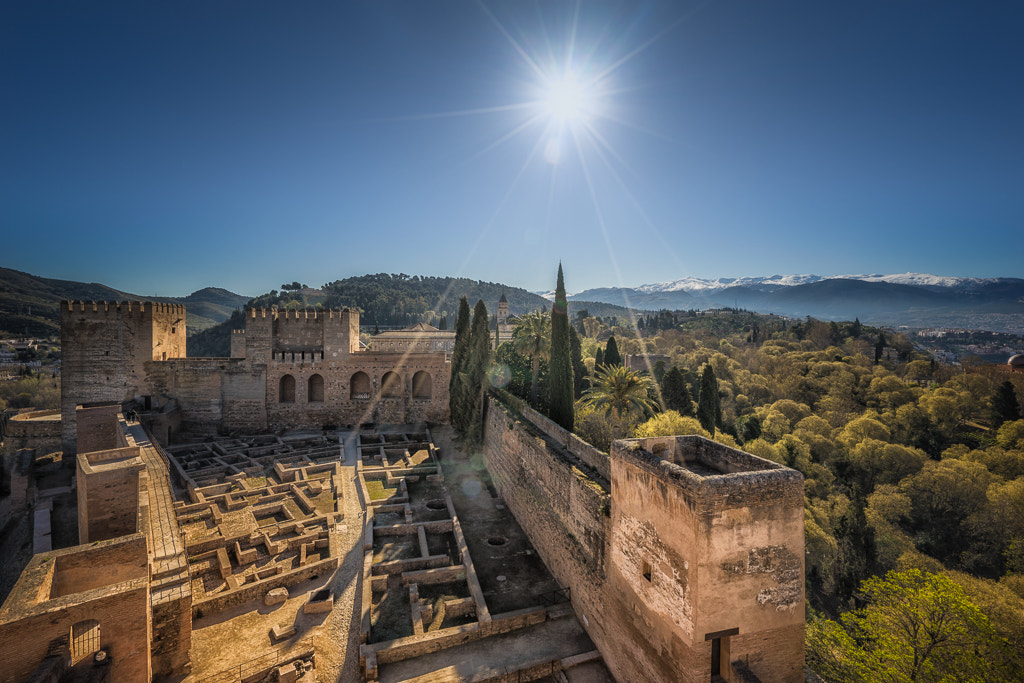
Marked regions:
[481,392,805,682]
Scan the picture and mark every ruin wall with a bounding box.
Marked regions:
[77,445,143,544]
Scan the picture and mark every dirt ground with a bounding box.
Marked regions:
[431,428,563,614]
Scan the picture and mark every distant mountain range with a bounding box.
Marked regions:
[559,273,1024,333]
[4,265,1023,339]
[0,266,249,337]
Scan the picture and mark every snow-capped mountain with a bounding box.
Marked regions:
[566,273,1024,332]
[636,274,825,294]
[631,273,996,295]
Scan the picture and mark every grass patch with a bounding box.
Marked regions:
[247,476,268,487]
[314,493,335,514]
[366,479,397,501]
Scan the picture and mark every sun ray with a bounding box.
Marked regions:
[373,101,538,123]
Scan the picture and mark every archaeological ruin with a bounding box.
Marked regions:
[0,299,805,682]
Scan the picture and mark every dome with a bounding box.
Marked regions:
[1010,354,1024,367]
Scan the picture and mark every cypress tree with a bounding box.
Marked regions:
[549,264,574,431]
[697,364,722,433]
[604,335,622,367]
[991,380,1022,427]
[569,325,586,399]
[662,366,692,415]
[449,297,471,428]
[462,300,492,444]
[595,347,605,368]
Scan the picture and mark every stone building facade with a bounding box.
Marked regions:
[60,302,451,449]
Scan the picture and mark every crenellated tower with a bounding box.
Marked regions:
[60,301,186,452]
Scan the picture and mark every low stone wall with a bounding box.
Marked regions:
[365,606,547,667]
[4,410,62,457]
[191,555,338,617]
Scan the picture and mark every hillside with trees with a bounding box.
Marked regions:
[0,266,248,337]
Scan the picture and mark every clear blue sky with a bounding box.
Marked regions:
[2,1,1021,297]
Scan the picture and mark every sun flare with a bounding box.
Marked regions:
[541,72,594,125]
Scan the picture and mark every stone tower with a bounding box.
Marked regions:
[60,301,186,452]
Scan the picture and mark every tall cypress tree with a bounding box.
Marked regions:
[462,300,492,444]
[991,380,1022,427]
[449,297,471,428]
[595,347,605,368]
[604,335,622,367]
[697,364,722,433]
[569,325,586,399]
[662,366,692,415]
[549,264,574,431]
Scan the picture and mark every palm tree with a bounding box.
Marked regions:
[512,309,551,407]
[580,364,658,436]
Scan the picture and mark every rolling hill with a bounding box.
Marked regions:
[0,266,249,337]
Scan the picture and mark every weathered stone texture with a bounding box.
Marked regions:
[76,440,143,544]
[60,301,186,452]
[61,302,451,445]
[0,534,152,683]
[481,396,805,683]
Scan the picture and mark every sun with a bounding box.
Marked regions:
[541,71,595,125]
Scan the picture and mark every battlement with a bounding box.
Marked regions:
[611,435,803,505]
[62,300,188,318]
[246,307,352,320]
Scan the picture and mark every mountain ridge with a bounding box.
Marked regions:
[0,266,249,337]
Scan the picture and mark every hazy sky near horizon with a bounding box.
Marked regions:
[2,1,1021,297]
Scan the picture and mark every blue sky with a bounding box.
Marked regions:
[1,1,1021,297]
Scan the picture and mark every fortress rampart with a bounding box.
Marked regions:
[481,391,805,682]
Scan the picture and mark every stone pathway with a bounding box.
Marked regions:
[127,421,191,607]
[310,430,365,682]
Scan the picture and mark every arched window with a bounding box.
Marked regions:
[308,374,324,402]
[279,374,296,403]
[412,371,432,399]
[71,619,101,663]
[381,371,402,398]
[351,372,371,400]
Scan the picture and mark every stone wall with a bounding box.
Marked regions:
[60,301,185,452]
[77,444,143,544]
[76,405,126,454]
[59,302,450,448]
[4,410,62,455]
[480,396,806,683]
[265,353,450,429]
[0,534,151,683]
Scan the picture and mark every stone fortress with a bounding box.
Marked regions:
[0,299,805,682]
